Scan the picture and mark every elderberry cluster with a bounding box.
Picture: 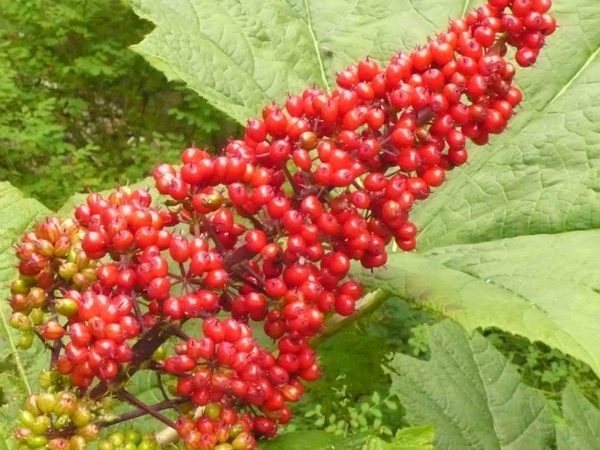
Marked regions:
[8,1,555,448]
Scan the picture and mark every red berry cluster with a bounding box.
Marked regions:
[8,1,555,448]
[55,290,142,386]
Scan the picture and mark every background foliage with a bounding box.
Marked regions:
[0,0,236,209]
[1,0,600,449]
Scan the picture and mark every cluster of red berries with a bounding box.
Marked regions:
[8,1,555,448]
[54,290,142,387]
[9,217,96,349]
[164,318,316,440]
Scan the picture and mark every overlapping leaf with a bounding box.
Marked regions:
[387,321,554,449]
[356,229,600,377]
[556,383,600,450]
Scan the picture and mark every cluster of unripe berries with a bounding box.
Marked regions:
[98,430,160,450]
[14,390,101,450]
[9,217,96,349]
[8,1,555,448]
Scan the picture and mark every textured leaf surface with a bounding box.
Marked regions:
[130,0,498,123]
[556,383,600,450]
[413,0,600,248]
[0,182,50,445]
[387,321,554,450]
[356,230,600,377]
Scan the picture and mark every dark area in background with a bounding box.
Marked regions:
[0,0,237,209]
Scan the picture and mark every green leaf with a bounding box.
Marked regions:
[363,425,434,450]
[130,0,480,123]
[356,230,600,378]
[387,321,554,450]
[556,383,600,450]
[412,0,600,249]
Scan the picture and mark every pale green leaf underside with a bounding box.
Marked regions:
[356,229,600,378]
[556,383,600,450]
[387,321,554,450]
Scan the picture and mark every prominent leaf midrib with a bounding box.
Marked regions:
[302,0,330,91]
[461,0,474,17]
[0,306,30,394]
[544,42,600,109]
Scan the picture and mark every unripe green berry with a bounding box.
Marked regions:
[55,298,79,317]
[205,403,221,421]
[152,345,166,361]
[36,392,57,414]
[38,370,59,389]
[229,424,244,439]
[24,396,40,416]
[108,431,125,445]
[29,308,44,325]
[55,392,77,416]
[11,278,30,295]
[27,288,47,308]
[26,435,48,448]
[137,439,158,450]
[71,405,92,427]
[10,313,32,331]
[125,430,142,444]
[30,415,51,434]
[18,332,34,349]
[58,262,78,280]
[78,423,99,441]
[98,441,114,450]
[69,435,86,450]
[215,444,235,450]
[18,410,36,428]
[54,415,71,430]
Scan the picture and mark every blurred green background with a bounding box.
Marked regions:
[0,0,236,209]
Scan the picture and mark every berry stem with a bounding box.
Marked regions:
[117,389,177,429]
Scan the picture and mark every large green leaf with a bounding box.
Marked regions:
[556,383,600,450]
[129,0,473,123]
[387,321,554,450]
[413,0,600,248]
[356,230,600,377]
[0,182,51,445]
